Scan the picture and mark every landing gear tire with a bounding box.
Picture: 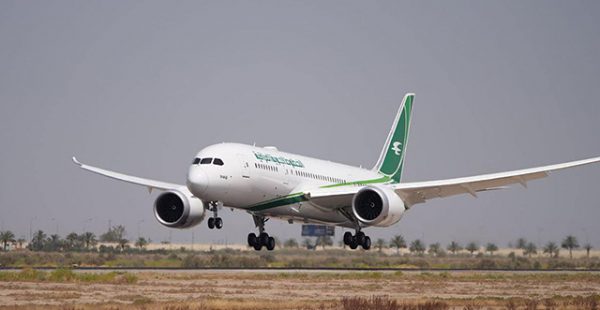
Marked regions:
[266,237,275,251]
[247,233,257,247]
[343,232,353,245]
[253,242,262,251]
[207,217,215,229]
[214,217,223,229]
[356,232,366,246]
[361,236,371,250]
[345,231,371,250]
[259,232,269,246]
[349,236,359,249]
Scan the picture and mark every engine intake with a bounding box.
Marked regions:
[351,185,405,227]
[153,187,206,228]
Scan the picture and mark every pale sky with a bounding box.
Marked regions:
[1,1,599,247]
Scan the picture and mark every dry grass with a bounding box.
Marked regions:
[0,268,137,284]
[1,271,599,309]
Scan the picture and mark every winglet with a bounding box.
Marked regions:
[72,156,82,166]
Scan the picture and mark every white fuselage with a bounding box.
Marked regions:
[187,143,382,226]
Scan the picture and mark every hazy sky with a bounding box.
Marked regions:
[1,1,599,247]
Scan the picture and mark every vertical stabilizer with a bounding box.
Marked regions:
[373,93,414,183]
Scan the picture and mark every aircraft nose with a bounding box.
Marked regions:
[186,168,208,196]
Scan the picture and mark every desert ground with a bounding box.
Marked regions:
[0,270,599,309]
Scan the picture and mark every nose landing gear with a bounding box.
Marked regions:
[207,201,223,229]
[247,215,275,251]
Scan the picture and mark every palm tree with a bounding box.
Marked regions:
[390,235,407,255]
[561,235,579,259]
[66,232,80,250]
[316,236,333,249]
[485,243,498,256]
[135,237,148,250]
[82,232,97,250]
[466,242,479,255]
[375,239,387,253]
[428,243,441,256]
[447,241,462,255]
[543,242,559,258]
[523,242,537,258]
[117,238,129,251]
[284,238,299,248]
[30,230,46,251]
[409,239,425,255]
[47,234,62,251]
[302,238,313,250]
[583,243,592,258]
[0,231,16,251]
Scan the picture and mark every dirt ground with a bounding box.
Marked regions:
[0,271,599,309]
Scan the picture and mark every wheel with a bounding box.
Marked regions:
[343,232,353,245]
[215,217,223,229]
[247,233,257,247]
[356,233,366,246]
[349,236,359,250]
[207,217,215,229]
[361,236,371,250]
[266,237,275,251]
[253,243,262,251]
[259,232,269,246]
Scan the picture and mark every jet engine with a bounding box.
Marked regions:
[153,187,206,228]
[351,185,405,227]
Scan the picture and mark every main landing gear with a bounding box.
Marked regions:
[207,201,223,230]
[247,215,275,251]
[343,230,371,250]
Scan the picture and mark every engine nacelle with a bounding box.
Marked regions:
[153,187,206,228]
[351,185,405,227]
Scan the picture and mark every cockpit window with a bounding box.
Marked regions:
[192,158,201,165]
[213,158,224,166]
[200,158,212,164]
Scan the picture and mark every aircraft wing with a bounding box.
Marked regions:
[72,157,182,192]
[306,156,600,209]
[395,156,600,206]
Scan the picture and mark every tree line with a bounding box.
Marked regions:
[0,225,149,252]
[0,228,594,258]
[282,234,594,259]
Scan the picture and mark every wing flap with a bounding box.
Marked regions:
[72,157,181,191]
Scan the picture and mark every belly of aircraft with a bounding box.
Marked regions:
[253,202,352,226]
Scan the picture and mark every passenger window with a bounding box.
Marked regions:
[200,158,212,164]
[192,158,201,165]
[213,158,224,166]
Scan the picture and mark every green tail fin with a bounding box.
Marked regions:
[373,93,414,183]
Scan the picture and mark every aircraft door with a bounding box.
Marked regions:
[236,153,251,180]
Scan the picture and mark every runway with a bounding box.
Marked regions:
[2,266,599,273]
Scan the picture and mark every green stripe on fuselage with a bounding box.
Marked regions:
[246,193,307,212]
[246,176,393,212]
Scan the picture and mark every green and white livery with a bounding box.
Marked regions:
[73,92,600,252]
[374,93,414,183]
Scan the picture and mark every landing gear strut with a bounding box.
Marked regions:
[343,230,371,250]
[207,201,223,229]
[247,215,276,251]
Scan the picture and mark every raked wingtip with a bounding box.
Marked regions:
[72,156,82,166]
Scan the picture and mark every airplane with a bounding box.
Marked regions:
[73,93,600,251]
